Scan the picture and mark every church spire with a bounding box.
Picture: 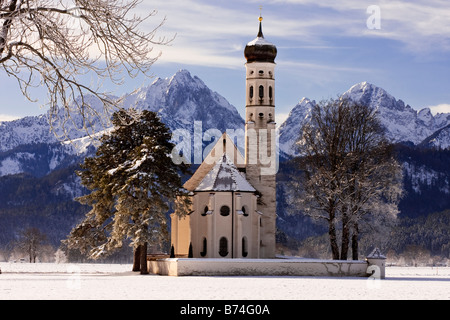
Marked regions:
[244,13,277,63]
[258,14,264,38]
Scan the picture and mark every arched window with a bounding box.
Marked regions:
[220,205,230,216]
[259,85,264,99]
[242,237,248,257]
[242,206,248,217]
[200,237,207,257]
[219,237,228,257]
[201,206,208,216]
[249,86,254,99]
[269,86,273,100]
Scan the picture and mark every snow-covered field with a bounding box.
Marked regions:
[0,262,449,300]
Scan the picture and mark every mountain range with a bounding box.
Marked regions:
[0,69,449,257]
[278,82,450,156]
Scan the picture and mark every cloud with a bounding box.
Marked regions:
[427,104,450,115]
[271,0,450,54]
[276,112,290,126]
[0,114,20,122]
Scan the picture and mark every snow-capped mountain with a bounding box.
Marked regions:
[121,69,244,134]
[419,124,450,150]
[278,98,314,157]
[278,82,450,156]
[0,70,245,177]
[343,82,450,145]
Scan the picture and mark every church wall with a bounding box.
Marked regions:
[170,212,191,257]
[183,191,260,259]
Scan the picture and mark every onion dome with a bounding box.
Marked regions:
[244,16,277,63]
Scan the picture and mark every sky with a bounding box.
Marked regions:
[1,0,450,124]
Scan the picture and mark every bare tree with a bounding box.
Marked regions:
[0,0,171,137]
[338,102,403,260]
[17,227,47,262]
[292,98,403,260]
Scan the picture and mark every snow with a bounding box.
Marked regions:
[247,36,274,46]
[403,161,450,194]
[0,262,449,300]
[195,154,255,192]
[279,82,450,156]
[0,157,22,176]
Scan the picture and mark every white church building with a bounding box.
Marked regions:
[171,15,278,259]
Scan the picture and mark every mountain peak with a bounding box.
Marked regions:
[279,82,450,155]
[168,69,205,89]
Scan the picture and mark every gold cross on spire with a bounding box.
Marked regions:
[259,5,263,22]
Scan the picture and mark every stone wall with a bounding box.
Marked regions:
[148,257,377,277]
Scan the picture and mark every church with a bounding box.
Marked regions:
[170,15,278,259]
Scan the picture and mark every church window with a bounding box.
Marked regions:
[202,206,208,216]
[200,237,207,257]
[220,205,230,216]
[242,237,248,257]
[269,86,273,100]
[259,85,264,99]
[259,70,264,76]
[242,206,248,217]
[249,86,254,99]
[219,237,228,257]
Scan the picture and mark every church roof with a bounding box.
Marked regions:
[195,154,256,192]
[183,132,245,191]
[244,16,277,63]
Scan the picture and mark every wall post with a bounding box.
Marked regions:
[366,247,387,279]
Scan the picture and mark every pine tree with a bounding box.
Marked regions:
[64,109,190,273]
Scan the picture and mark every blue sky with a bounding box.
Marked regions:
[1,0,450,123]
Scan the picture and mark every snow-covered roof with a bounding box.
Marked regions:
[247,36,273,46]
[195,154,255,192]
[367,247,386,259]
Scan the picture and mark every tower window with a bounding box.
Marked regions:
[259,85,264,99]
[219,237,228,257]
[259,112,264,118]
[259,70,264,76]
[269,86,273,100]
[201,206,208,216]
[249,86,254,99]
[220,205,230,216]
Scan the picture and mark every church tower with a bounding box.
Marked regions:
[244,15,277,258]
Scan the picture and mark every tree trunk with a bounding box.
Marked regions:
[139,242,149,275]
[340,210,350,260]
[328,218,340,260]
[132,245,141,271]
[351,222,359,260]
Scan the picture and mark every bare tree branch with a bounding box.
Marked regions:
[0,0,172,138]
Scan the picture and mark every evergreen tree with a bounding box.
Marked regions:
[64,109,190,273]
